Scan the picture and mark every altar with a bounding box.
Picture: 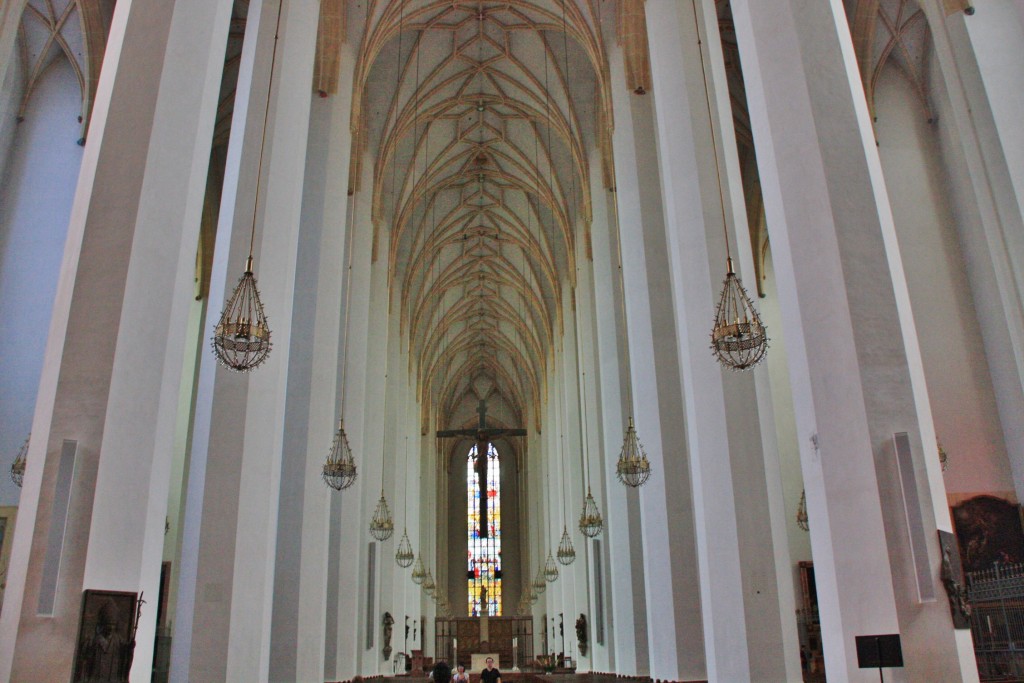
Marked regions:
[435,616,533,669]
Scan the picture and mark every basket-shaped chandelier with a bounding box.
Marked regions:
[395,530,414,567]
[411,555,426,584]
[212,257,273,372]
[422,569,436,594]
[578,486,604,538]
[369,490,394,541]
[710,260,768,370]
[211,1,290,373]
[519,589,533,612]
[557,526,576,566]
[687,0,767,372]
[544,552,559,582]
[10,433,29,487]
[532,570,547,594]
[616,417,652,487]
[322,419,357,491]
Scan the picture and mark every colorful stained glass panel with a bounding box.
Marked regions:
[467,442,501,616]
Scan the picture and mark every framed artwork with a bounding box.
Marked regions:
[951,495,1024,572]
[72,589,139,683]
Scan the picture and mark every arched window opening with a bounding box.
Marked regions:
[467,442,501,616]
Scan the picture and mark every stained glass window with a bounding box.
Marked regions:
[467,442,501,616]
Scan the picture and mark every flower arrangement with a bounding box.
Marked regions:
[537,654,557,673]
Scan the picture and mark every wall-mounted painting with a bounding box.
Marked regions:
[951,495,1024,573]
[72,589,139,683]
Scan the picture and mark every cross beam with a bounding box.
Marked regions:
[436,399,526,537]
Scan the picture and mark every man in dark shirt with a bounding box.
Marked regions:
[480,656,501,683]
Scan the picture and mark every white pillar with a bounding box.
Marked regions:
[586,140,646,676]
[170,1,320,680]
[330,156,376,679]
[732,1,978,680]
[608,34,705,681]
[644,2,797,680]
[267,36,355,680]
[0,1,232,680]
[924,3,1024,499]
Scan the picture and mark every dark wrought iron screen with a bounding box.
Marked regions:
[969,563,1024,682]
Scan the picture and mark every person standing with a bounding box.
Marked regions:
[480,656,501,683]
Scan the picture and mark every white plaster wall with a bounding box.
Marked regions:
[0,58,82,507]
[874,65,1014,500]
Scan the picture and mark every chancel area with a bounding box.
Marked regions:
[0,0,1023,682]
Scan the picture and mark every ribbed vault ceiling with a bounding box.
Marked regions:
[350,0,611,435]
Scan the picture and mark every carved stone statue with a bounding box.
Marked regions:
[940,531,972,629]
[383,611,395,661]
[575,614,588,658]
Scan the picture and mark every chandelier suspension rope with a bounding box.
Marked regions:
[244,0,283,264]
[557,432,576,565]
[611,179,651,486]
[575,311,603,536]
[210,0,286,372]
[558,0,602,537]
[368,293,395,542]
[602,14,651,486]
[396,433,415,566]
[691,0,768,370]
[322,172,362,491]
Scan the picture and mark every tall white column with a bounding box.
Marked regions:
[732,1,977,680]
[608,35,705,682]
[924,3,1024,499]
[169,1,320,681]
[330,156,376,680]
[356,232,393,675]
[0,1,232,681]
[644,2,797,680]
[267,35,355,680]
[586,142,646,676]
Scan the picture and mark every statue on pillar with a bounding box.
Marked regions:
[383,612,395,661]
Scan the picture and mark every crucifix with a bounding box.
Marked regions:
[437,399,526,537]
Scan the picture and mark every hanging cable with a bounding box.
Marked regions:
[692,0,768,370]
[211,0,285,372]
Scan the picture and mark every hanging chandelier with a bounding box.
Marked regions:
[532,570,547,594]
[411,555,426,584]
[578,486,604,537]
[10,433,29,487]
[369,490,394,541]
[557,526,576,565]
[616,417,652,487]
[212,257,272,372]
[796,489,809,532]
[423,569,436,595]
[544,552,559,582]
[689,3,767,371]
[322,419,357,491]
[211,1,286,373]
[710,260,768,370]
[395,530,414,568]
[520,588,533,610]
